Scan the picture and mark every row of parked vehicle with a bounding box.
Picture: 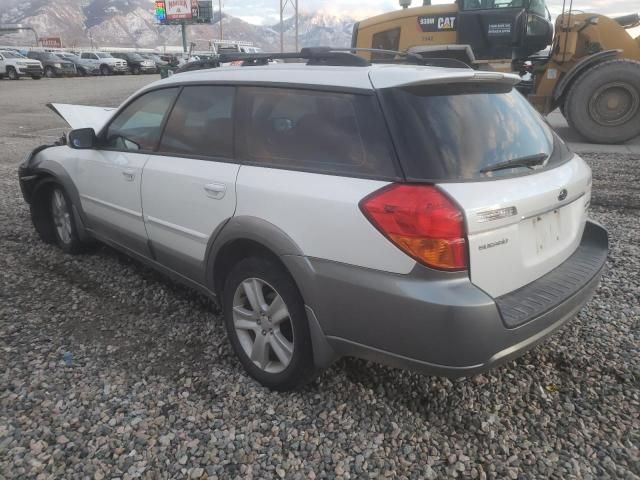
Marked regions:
[0,48,176,79]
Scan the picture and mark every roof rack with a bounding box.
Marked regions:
[173,47,474,74]
[218,47,371,67]
[218,47,472,69]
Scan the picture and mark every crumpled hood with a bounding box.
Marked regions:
[47,103,116,132]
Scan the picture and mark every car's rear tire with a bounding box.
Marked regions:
[7,67,19,80]
[223,256,316,391]
[48,185,85,254]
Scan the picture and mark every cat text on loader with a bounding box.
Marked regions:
[352,0,640,144]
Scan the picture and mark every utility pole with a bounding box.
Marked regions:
[181,21,188,53]
[279,0,298,53]
[218,0,223,40]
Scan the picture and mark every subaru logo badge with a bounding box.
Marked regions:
[558,189,568,201]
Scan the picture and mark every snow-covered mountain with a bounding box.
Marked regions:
[0,0,356,51]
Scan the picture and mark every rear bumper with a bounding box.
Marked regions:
[286,220,608,376]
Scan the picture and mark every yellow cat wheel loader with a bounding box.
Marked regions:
[352,1,640,144]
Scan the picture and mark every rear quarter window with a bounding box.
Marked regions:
[236,87,400,180]
[379,83,572,181]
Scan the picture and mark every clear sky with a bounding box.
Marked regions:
[221,0,640,25]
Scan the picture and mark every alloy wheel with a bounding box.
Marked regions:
[51,189,72,245]
[232,278,295,374]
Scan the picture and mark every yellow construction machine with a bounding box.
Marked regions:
[352,1,640,144]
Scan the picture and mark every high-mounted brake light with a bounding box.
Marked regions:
[359,184,468,271]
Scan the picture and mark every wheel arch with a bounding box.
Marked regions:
[23,161,90,242]
[552,49,620,106]
[206,216,337,368]
[206,216,305,298]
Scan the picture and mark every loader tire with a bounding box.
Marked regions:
[565,59,640,144]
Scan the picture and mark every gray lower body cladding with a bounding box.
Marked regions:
[285,220,608,377]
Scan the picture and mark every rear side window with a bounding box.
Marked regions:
[159,86,234,158]
[104,88,178,152]
[237,87,399,179]
[380,83,571,181]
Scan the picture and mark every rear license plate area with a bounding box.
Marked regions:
[531,209,562,255]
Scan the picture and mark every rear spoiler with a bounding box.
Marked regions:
[369,70,521,90]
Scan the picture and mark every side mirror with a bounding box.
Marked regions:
[68,128,97,149]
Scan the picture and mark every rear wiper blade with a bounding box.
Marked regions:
[480,153,549,174]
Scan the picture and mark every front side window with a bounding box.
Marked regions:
[104,88,178,152]
[380,83,570,181]
[237,87,398,179]
[159,86,234,158]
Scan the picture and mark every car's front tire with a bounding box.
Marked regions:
[7,67,19,80]
[48,186,86,254]
[223,256,316,391]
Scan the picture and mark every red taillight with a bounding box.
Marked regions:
[359,184,468,271]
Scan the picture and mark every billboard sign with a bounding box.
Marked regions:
[40,37,62,48]
[156,0,212,24]
[166,0,192,20]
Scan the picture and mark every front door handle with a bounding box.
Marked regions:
[204,182,226,199]
[122,169,135,181]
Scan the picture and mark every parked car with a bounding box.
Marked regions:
[55,52,100,76]
[0,50,43,79]
[110,52,156,74]
[18,49,608,391]
[25,51,76,77]
[139,53,168,72]
[79,52,128,76]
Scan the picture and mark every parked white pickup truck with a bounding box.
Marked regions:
[79,52,128,76]
[0,50,44,80]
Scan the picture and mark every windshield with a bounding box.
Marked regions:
[128,53,144,61]
[379,83,571,181]
[40,53,61,61]
[96,53,112,58]
[0,51,23,59]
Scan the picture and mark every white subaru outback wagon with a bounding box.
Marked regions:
[19,49,608,390]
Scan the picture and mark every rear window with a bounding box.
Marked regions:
[379,83,571,181]
[237,87,399,180]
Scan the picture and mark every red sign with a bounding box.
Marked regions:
[40,37,62,48]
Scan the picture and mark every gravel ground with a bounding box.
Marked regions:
[1,78,639,479]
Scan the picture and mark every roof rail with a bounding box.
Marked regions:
[218,47,371,67]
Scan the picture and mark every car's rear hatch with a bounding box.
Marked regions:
[372,67,592,298]
[439,161,591,297]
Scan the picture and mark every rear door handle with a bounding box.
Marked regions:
[204,182,226,199]
[122,169,135,181]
